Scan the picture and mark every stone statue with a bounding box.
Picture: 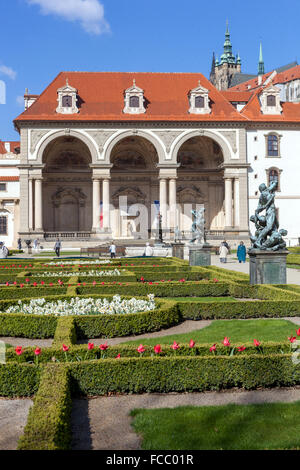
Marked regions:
[190,208,206,244]
[250,181,287,251]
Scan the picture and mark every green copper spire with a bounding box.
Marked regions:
[220,20,236,64]
[258,42,265,75]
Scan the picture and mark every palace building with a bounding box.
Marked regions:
[2,28,300,249]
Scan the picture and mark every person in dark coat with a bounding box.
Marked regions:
[237,241,246,263]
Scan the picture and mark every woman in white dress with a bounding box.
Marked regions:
[219,242,229,263]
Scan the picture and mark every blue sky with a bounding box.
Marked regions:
[1,0,299,140]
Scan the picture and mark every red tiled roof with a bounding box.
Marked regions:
[14,71,247,125]
[220,91,253,102]
[0,141,20,154]
[0,176,19,181]
[230,65,300,93]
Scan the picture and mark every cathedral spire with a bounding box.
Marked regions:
[258,42,265,75]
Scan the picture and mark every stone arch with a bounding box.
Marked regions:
[172,129,232,163]
[36,129,98,164]
[105,130,165,164]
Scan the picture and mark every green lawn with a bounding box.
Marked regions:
[123,318,298,346]
[131,401,300,450]
[165,297,237,302]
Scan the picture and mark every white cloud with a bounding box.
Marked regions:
[27,0,110,35]
[0,65,17,80]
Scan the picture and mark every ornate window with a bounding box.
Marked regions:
[56,79,79,114]
[189,81,211,114]
[123,80,146,114]
[264,132,282,157]
[0,216,7,235]
[266,167,282,191]
[260,83,282,115]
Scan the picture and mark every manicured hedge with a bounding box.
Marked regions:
[76,281,230,298]
[74,300,180,339]
[69,354,300,395]
[0,286,68,299]
[178,299,300,319]
[0,313,57,338]
[18,365,72,450]
[0,363,40,396]
[52,317,77,348]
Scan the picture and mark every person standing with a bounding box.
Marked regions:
[109,242,116,259]
[54,238,61,258]
[237,241,246,263]
[17,238,22,250]
[219,242,229,263]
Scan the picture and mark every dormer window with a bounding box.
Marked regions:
[189,81,211,114]
[123,80,146,114]
[260,83,282,115]
[56,79,79,115]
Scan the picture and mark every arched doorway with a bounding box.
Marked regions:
[177,136,225,236]
[42,136,92,233]
[110,136,159,239]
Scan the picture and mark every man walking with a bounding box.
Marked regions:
[109,241,116,259]
[54,238,61,258]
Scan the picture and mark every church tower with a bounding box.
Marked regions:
[210,22,241,90]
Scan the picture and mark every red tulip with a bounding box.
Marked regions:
[34,347,42,356]
[41,281,45,285]
[15,346,23,356]
[210,344,216,352]
[154,344,162,354]
[237,345,246,352]
[115,353,121,359]
[62,344,69,352]
[296,328,300,337]
[13,281,17,285]
[49,283,53,287]
[5,282,9,287]
[189,339,195,348]
[20,284,24,288]
[137,344,145,354]
[33,282,37,287]
[140,277,145,282]
[99,342,108,351]
[289,335,297,343]
[253,339,261,347]
[25,278,30,283]
[171,341,180,350]
[223,337,230,347]
[213,278,219,283]
[93,281,97,286]
[88,342,94,350]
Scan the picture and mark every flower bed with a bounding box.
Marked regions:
[34,269,122,277]
[3,294,156,317]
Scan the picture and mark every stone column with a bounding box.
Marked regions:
[28,178,33,231]
[224,178,233,227]
[102,178,111,231]
[35,178,43,232]
[234,178,240,227]
[238,171,249,232]
[159,178,167,229]
[169,178,177,229]
[92,178,101,232]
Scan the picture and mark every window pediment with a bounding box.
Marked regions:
[260,84,282,115]
[123,80,146,114]
[188,81,211,115]
[56,79,79,115]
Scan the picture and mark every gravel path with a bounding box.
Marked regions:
[0,337,53,348]
[0,399,32,450]
[71,386,300,450]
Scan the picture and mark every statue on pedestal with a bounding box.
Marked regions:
[250,180,287,251]
[190,208,206,245]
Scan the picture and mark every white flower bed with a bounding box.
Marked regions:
[35,269,122,277]
[47,260,112,266]
[3,294,156,316]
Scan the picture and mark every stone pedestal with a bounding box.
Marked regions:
[171,242,185,259]
[248,250,289,285]
[189,244,211,266]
